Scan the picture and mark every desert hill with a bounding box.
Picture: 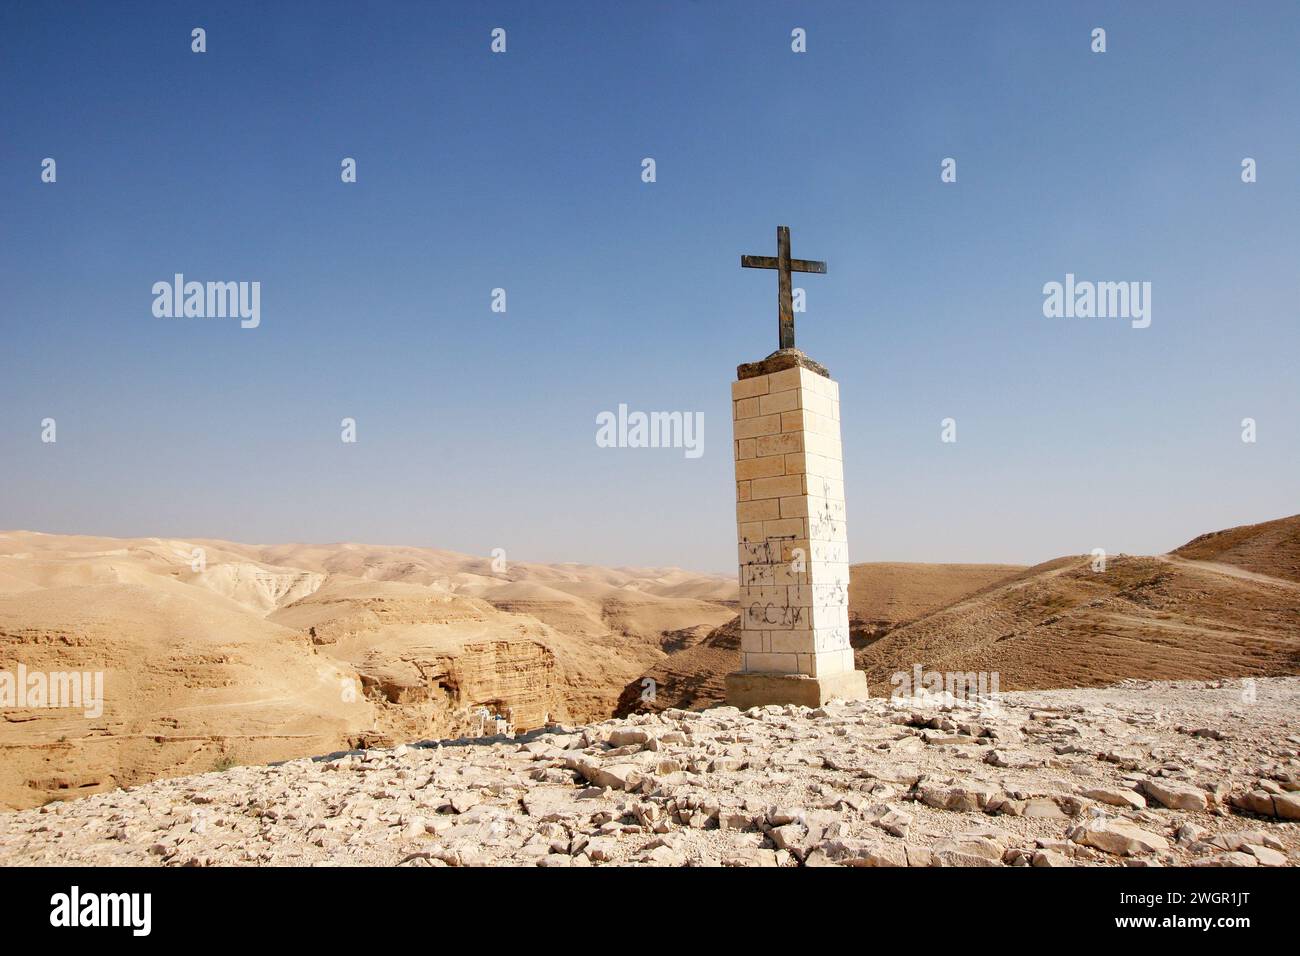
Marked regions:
[620,515,1300,715]
[848,562,1027,634]
[855,550,1300,693]
[1171,513,1300,585]
[0,532,733,809]
[855,516,1300,694]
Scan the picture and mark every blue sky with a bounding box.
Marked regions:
[1,1,1297,572]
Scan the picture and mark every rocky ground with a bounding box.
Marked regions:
[1,677,1298,867]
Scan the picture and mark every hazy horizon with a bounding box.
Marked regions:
[2,1,1297,573]
[6,510,1295,579]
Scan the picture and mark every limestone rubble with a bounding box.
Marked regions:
[1,678,1297,867]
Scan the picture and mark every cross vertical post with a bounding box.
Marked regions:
[777,226,794,350]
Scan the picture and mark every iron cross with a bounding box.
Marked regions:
[741,225,827,350]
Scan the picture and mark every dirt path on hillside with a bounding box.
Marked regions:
[1157,555,1300,592]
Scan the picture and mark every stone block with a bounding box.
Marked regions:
[750,474,804,500]
[731,377,770,400]
[735,455,787,480]
[725,670,868,708]
[741,652,799,674]
[766,367,804,393]
[734,414,782,440]
[736,499,780,523]
[758,389,801,416]
[755,432,803,457]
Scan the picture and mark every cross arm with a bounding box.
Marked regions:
[791,258,826,274]
[740,255,827,273]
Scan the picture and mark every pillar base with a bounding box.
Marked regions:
[725,669,869,710]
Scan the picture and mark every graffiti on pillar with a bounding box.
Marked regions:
[745,602,807,628]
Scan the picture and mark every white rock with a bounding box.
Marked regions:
[1071,819,1169,857]
[1083,787,1147,811]
[1245,845,1287,867]
[1141,779,1208,812]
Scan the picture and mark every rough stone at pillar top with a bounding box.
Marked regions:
[736,348,830,381]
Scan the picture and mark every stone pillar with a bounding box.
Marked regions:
[725,350,869,709]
